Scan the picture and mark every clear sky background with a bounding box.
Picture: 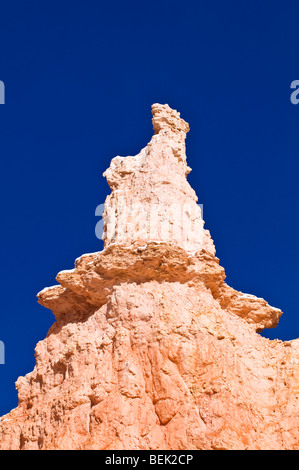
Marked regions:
[0,0,299,416]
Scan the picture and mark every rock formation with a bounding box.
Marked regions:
[0,104,298,450]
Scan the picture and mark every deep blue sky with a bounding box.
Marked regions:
[1,0,299,416]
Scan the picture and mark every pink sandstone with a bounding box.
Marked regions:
[0,104,298,450]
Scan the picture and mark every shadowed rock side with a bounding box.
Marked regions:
[0,104,298,450]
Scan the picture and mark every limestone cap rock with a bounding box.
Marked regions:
[152,103,190,135]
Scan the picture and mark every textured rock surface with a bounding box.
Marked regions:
[0,104,298,450]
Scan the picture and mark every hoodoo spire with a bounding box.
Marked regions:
[102,103,214,254]
[0,104,296,451]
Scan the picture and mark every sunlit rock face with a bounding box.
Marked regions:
[0,104,298,450]
[102,103,214,255]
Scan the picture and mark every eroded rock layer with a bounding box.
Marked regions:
[0,104,298,450]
